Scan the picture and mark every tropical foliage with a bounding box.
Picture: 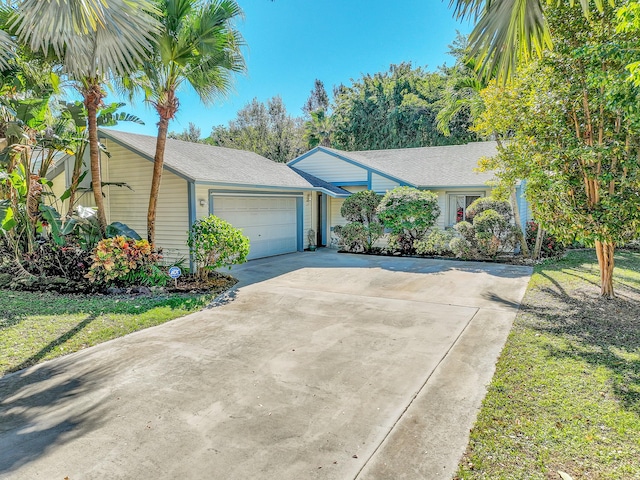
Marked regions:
[86,236,165,286]
[331,63,477,151]
[123,0,245,246]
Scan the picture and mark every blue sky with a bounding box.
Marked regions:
[110,0,471,137]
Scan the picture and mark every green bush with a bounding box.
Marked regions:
[339,191,384,252]
[341,190,382,223]
[465,197,513,223]
[86,236,166,286]
[451,209,519,259]
[334,221,384,253]
[377,187,440,254]
[187,215,250,280]
[414,228,455,256]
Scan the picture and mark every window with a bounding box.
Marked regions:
[448,194,482,226]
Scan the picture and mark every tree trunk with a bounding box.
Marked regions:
[148,115,170,247]
[533,224,544,260]
[84,80,108,233]
[510,187,530,257]
[595,240,615,298]
[65,150,85,219]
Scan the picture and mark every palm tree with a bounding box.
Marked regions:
[130,0,246,246]
[448,0,606,81]
[8,0,159,232]
[304,110,333,148]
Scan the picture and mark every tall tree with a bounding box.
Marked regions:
[127,0,245,246]
[302,79,329,117]
[210,96,305,162]
[331,62,476,151]
[168,122,203,143]
[474,3,640,297]
[8,0,159,232]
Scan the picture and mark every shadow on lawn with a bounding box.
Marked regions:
[523,271,640,416]
[10,313,99,374]
[0,360,115,475]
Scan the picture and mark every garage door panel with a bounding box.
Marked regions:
[213,195,298,260]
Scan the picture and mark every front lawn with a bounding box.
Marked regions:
[456,249,640,479]
[0,281,234,377]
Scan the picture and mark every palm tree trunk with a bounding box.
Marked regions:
[595,240,615,298]
[148,114,169,247]
[84,80,108,233]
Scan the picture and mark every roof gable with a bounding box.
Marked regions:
[289,142,498,188]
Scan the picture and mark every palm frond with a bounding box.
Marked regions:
[449,0,611,82]
[13,0,161,78]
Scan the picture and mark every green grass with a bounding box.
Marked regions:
[0,289,228,377]
[456,249,640,480]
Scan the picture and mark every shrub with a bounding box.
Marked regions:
[525,220,565,258]
[377,187,440,254]
[451,211,519,259]
[86,236,165,286]
[465,197,513,223]
[414,228,455,256]
[187,215,250,280]
[339,191,384,252]
[334,221,384,253]
[451,221,477,259]
[341,190,382,223]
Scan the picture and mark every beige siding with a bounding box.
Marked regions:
[292,151,367,183]
[328,197,346,248]
[104,140,189,264]
[371,173,399,194]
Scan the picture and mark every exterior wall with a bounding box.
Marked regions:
[104,140,189,264]
[370,173,400,194]
[328,197,346,248]
[47,165,98,213]
[291,151,368,183]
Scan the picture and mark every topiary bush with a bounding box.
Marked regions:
[473,209,518,257]
[465,197,514,223]
[377,187,440,254]
[414,228,455,256]
[339,191,384,252]
[450,207,519,260]
[86,236,166,286]
[334,221,384,253]
[187,215,250,280]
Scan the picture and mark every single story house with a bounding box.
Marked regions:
[49,129,528,265]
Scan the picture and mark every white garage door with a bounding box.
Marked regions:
[213,195,298,260]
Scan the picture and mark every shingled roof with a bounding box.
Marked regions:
[99,129,313,190]
[316,142,498,187]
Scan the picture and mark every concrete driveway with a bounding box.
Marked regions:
[0,250,532,480]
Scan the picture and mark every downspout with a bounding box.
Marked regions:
[187,181,196,272]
